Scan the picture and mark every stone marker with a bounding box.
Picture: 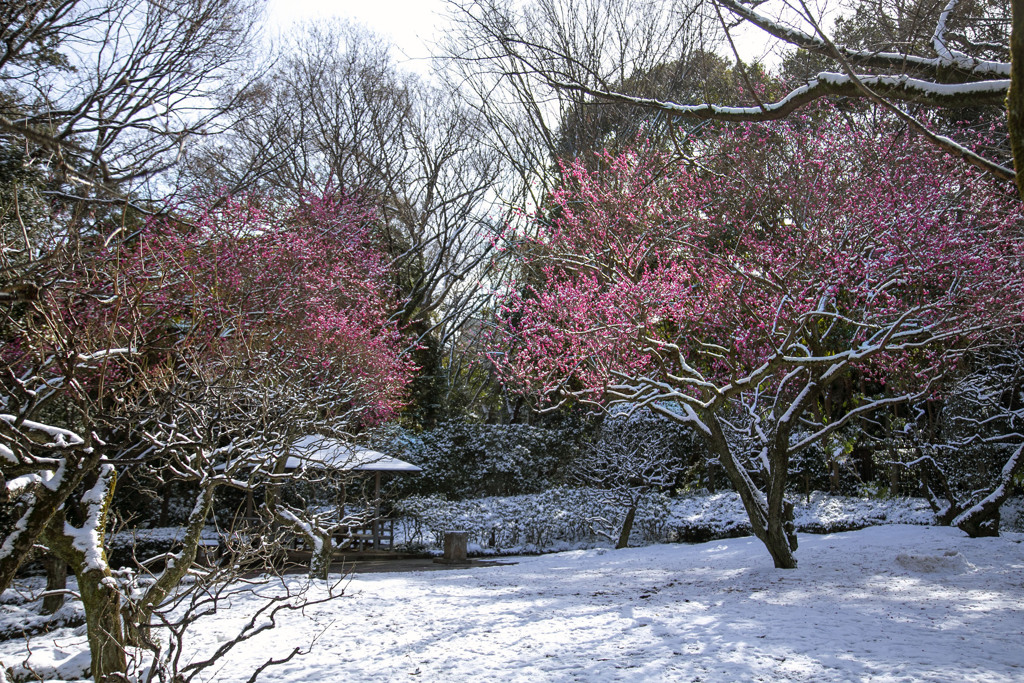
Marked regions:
[436,530,469,564]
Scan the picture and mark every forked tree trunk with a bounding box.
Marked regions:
[764,499,799,569]
[125,483,219,647]
[762,481,798,570]
[705,418,798,569]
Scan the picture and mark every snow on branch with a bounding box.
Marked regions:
[550,72,1008,123]
[717,0,1009,78]
[0,415,86,451]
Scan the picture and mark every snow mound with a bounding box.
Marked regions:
[0,581,86,641]
[896,549,975,574]
[3,646,90,682]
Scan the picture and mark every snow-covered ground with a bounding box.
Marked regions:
[4,524,1023,682]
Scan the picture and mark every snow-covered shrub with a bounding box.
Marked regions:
[395,490,947,553]
[667,493,755,543]
[394,488,672,553]
[569,409,698,547]
[667,492,937,543]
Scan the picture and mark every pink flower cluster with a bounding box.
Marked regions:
[31,192,413,426]
[497,115,1024,406]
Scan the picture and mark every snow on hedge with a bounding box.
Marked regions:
[395,490,957,554]
[0,577,85,642]
[669,492,942,542]
[396,488,672,553]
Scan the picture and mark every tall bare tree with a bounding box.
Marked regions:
[440,0,716,207]
[447,0,1019,193]
[2,0,266,207]
[187,21,507,424]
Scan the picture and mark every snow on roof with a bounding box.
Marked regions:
[282,435,421,473]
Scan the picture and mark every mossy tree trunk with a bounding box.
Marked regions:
[42,465,128,682]
[77,563,129,682]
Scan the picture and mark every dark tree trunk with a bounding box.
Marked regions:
[705,417,798,569]
[1009,0,1024,199]
[42,553,67,615]
[765,448,798,569]
[955,445,1023,538]
[159,485,171,527]
[616,504,637,549]
[958,509,1001,537]
[889,462,900,497]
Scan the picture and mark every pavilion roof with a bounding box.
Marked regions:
[280,435,421,473]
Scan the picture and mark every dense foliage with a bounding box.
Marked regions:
[381,421,586,499]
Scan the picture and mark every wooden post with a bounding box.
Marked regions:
[42,553,67,615]
[339,480,347,521]
[373,471,381,550]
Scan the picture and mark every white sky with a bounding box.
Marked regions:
[264,0,781,77]
[265,0,450,72]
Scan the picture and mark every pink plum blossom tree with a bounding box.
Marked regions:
[495,114,1024,569]
[1,190,413,679]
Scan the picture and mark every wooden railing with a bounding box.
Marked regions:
[222,515,397,554]
[332,518,394,551]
